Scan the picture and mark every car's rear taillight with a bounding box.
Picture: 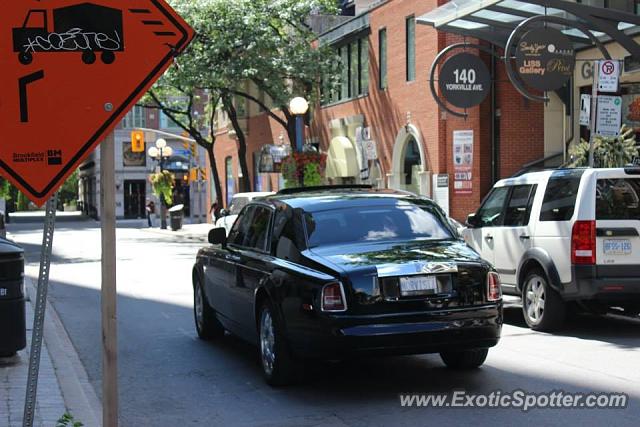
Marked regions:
[571,220,596,265]
[487,272,502,302]
[321,282,347,312]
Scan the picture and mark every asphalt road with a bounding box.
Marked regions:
[8,222,640,427]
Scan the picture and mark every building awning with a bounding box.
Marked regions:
[417,0,640,51]
[325,136,358,178]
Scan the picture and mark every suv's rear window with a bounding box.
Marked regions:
[540,171,584,221]
[596,178,640,220]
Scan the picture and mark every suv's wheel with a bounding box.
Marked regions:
[522,268,565,331]
[258,301,299,386]
[440,348,489,369]
[193,277,224,340]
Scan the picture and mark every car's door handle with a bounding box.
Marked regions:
[224,254,241,263]
[484,234,493,241]
[519,235,531,240]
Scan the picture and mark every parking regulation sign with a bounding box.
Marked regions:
[598,60,620,93]
[0,1,195,205]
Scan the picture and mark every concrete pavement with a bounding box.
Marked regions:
[0,273,101,427]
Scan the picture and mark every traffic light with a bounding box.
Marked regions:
[131,131,144,153]
[189,168,198,183]
[199,167,207,181]
[182,141,189,150]
[190,142,197,159]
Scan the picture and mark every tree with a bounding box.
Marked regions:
[203,0,341,147]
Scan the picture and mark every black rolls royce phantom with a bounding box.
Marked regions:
[192,186,502,385]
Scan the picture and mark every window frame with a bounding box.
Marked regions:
[539,172,584,222]
[227,203,275,253]
[503,184,538,227]
[406,15,416,82]
[379,28,387,90]
[475,186,511,228]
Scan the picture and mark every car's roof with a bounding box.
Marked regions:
[262,187,433,212]
[232,191,275,199]
[495,167,640,187]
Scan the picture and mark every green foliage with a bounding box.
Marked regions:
[149,171,175,206]
[145,0,341,127]
[281,152,326,188]
[58,170,79,205]
[0,179,12,201]
[303,163,322,186]
[56,413,83,427]
[16,191,29,211]
[569,124,639,168]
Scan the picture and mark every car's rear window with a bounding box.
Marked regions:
[596,178,640,220]
[305,201,452,248]
[539,171,584,221]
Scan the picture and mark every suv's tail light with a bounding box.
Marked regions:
[571,220,596,265]
[321,282,347,312]
[487,272,502,302]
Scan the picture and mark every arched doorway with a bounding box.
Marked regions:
[389,125,428,195]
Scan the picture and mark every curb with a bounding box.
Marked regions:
[25,273,102,427]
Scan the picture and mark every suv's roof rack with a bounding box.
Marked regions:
[276,185,373,195]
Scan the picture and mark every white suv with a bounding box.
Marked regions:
[462,167,640,331]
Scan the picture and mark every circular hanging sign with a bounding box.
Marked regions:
[439,52,491,109]
[515,28,575,91]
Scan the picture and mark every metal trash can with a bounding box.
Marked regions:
[169,204,184,231]
[0,238,25,357]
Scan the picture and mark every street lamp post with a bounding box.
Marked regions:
[148,138,173,229]
[289,97,309,187]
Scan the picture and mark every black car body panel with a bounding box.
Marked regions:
[194,188,502,359]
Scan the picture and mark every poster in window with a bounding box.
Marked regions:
[453,130,473,195]
[123,141,146,167]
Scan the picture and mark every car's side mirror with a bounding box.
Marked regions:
[208,227,227,246]
[466,213,480,228]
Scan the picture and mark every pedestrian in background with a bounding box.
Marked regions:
[146,200,156,227]
[210,202,221,223]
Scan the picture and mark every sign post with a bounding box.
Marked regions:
[589,61,599,167]
[0,3,194,427]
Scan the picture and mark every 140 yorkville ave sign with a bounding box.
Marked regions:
[0,0,194,205]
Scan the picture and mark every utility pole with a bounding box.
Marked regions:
[100,132,118,426]
[588,60,599,168]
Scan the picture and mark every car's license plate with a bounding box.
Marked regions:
[399,275,438,296]
[603,239,632,255]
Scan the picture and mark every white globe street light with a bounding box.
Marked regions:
[155,138,167,149]
[147,146,159,158]
[289,97,308,156]
[289,97,309,115]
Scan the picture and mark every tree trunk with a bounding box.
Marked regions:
[223,96,251,193]
[204,142,223,208]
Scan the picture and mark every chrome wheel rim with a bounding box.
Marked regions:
[525,276,546,324]
[260,309,276,376]
[195,283,204,330]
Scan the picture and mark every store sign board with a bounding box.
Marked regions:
[439,53,491,109]
[579,94,591,126]
[598,60,620,93]
[596,95,622,136]
[515,28,575,91]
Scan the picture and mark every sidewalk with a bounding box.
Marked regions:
[0,275,101,427]
[140,222,213,243]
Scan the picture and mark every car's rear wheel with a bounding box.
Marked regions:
[259,301,299,386]
[440,348,488,369]
[522,268,565,331]
[193,277,224,340]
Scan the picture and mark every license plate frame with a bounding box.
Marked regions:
[603,239,632,256]
[399,275,439,297]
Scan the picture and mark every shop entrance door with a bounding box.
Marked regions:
[124,180,146,219]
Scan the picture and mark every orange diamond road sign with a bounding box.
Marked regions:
[0,1,194,205]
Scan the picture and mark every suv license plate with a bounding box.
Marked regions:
[399,275,438,296]
[604,239,632,255]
